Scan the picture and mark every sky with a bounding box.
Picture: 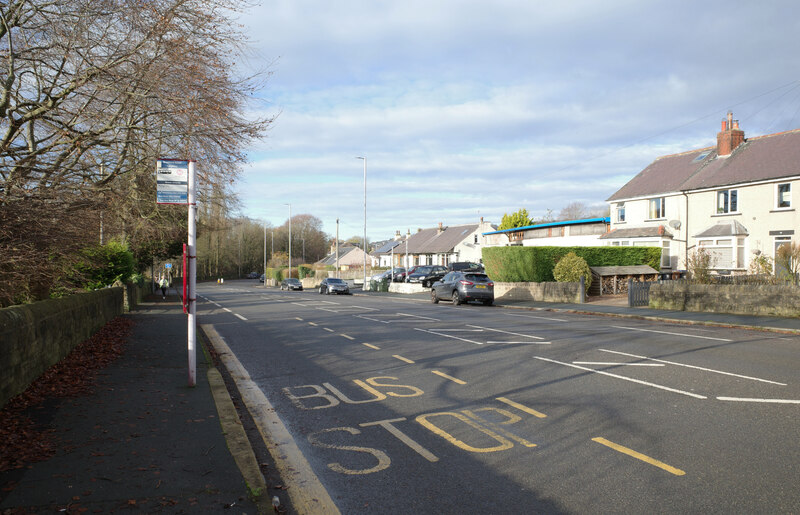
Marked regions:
[235,0,800,242]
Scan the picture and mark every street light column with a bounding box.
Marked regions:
[356,156,367,290]
[285,203,292,279]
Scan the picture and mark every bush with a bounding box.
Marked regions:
[75,240,136,290]
[686,248,715,284]
[298,265,313,279]
[775,242,800,285]
[553,252,592,289]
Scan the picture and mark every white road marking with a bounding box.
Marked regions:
[222,307,232,312]
[611,325,733,342]
[397,312,440,321]
[533,356,707,399]
[506,313,568,322]
[467,324,546,340]
[717,397,800,404]
[234,314,247,321]
[600,349,787,385]
[415,327,484,345]
[573,362,664,366]
[487,341,552,345]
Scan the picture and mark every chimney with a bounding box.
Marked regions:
[394,230,401,241]
[437,222,443,234]
[717,111,745,156]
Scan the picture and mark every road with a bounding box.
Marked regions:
[197,280,800,514]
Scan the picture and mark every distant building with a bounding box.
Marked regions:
[483,217,610,247]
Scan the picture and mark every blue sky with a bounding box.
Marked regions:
[236,0,800,241]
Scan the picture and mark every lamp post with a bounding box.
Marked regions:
[263,222,267,285]
[285,203,292,279]
[356,156,367,290]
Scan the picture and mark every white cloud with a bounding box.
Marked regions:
[234,0,800,239]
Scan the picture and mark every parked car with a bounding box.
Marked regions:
[447,261,484,273]
[280,278,303,291]
[247,272,260,279]
[319,277,351,295]
[431,271,494,306]
[259,274,265,283]
[372,268,405,282]
[395,265,425,282]
[407,265,448,287]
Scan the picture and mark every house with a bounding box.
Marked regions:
[316,245,374,270]
[483,217,610,247]
[385,219,495,268]
[370,235,404,267]
[604,112,799,273]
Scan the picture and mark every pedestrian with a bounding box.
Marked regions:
[159,275,168,299]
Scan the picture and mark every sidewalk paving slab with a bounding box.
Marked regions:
[0,300,263,514]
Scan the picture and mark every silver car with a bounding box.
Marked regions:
[319,277,350,295]
[431,271,494,306]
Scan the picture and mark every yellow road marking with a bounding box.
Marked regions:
[340,334,355,340]
[431,370,466,385]
[392,355,415,364]
[496,397,547,418]
[362,343,380,350]
[592,437,685,476]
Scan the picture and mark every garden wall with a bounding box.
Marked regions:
[649,282,800,317]
[494,282,583,303]
[0,288,124,408]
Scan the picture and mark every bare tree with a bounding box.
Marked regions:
[0,0,274,305]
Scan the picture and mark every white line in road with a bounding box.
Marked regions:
[234,314,247,321]
[414,328,484,345]
[222,307,232,312]
[467,324,546,340]
[487,341,552,345]
[573,362,664,366]
[533,356,708,399]
[599,349,787,385]
[397,313,440,321]
[611,325,733,342]
[506,313,568,322]
[717,397,800,404]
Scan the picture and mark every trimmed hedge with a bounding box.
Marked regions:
[482,246,661,282]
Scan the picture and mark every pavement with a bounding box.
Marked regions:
[0,291,276,514]
[1,285,798,514]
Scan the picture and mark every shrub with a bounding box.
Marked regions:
[298,265,313,279]
[553,252,592,290]
[748,252,773,275]
[775,241,800,285]
[686,248,715,284]
[75,240,136,290]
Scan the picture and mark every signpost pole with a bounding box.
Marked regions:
[187,161,197,387]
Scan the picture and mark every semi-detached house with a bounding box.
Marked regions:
[604,112,799,273]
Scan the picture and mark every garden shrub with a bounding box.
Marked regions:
[553,252,592,289]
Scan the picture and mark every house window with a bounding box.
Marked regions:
[474,234,478,244]
[661,241,671,268]
[698,238,745,269]
[648,197,665,219]
[776,183,791,209]
[716,189,738,214]
[616,203,626,222]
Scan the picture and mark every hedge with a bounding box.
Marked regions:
[482,246,662,282]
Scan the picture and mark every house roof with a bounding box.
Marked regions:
[483,217,610,235]
[599,226,672,239]
[607,128,800,201]
[693,219,749,238]
[371,239,403,256]
[403,224,479,254]
[317,246,360,266]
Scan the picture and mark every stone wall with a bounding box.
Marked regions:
[649,282,800,317]
[0,288,124,408]
[494,282,582,303]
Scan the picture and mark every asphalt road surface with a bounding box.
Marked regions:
[197,280,800,514]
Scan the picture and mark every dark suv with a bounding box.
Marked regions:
[431,271,494,306]
[407,265,448,287]
[447,261,484,273]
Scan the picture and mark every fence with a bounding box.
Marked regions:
[627,279,652,307]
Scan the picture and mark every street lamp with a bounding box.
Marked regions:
[285,203,292,279]
[356,156,367,290]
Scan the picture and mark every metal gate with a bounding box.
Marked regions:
[627,280,652,307]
